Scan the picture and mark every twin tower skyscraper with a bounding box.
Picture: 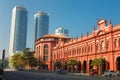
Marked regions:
[9,6,49,56]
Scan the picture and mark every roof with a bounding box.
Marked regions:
[40,34,69,38]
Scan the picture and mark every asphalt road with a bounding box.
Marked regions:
[2,70,120,80]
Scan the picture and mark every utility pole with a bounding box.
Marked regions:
[2,49,5,60]
[1,49,5,69]
[0,49,5,79]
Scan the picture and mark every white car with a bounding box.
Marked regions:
[103,70,119,77]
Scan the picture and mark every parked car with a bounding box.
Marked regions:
[103,70,119,77]
[57,69,67,75]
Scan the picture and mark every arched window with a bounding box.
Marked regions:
[43,44,48,61]
[119,38,120,47]
[72,48,76,55]
[88,45,90,52]
[77,47,79,55]
[69,49,71,56]
[84,46,86,53]
[44,44,48,54]
[68,50,69,56]
[75,48,76,55]
[36,47,39,58]
[79,48,81,54]
[91,45,93,52]
[114,39,117,48]
[96,43,98,51]
[82,47,84,53]
[101,41,105,51]
[38,46,40,62]
[106,41,109,50]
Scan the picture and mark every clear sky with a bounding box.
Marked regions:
[0,0,120,58]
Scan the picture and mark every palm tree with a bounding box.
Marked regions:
[37,61,47,70]
[54,61,62,70]
[10,54,24,69]
[22,48,37,69]
[67,58,79,72]
[29,57,37,68]
[23,48,30,54]
[91,58,105,75]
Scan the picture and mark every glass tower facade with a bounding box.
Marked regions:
[9,6,28,56]
[34,11,49,40]
[55,27,69,36]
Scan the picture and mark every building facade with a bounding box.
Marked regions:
[34,11,49,41]
[9,6,28,56]
[35,19,120,74]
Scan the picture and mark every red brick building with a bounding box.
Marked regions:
[35,19,120,74]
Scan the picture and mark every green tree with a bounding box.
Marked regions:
[67,58,79,72]
[38,62,47,70]
[54,60,62,69]
[23,48,31,54]
[29,57,38,68]
[22,48,37,69]
[91,58,105,75]
[10,48,37,69]
[10,53,23,69]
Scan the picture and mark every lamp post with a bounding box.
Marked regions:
[1,49,5,69]
[2,49,5,60]
[0,49,5,79]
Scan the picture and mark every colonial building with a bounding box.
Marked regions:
[35,19,120,74]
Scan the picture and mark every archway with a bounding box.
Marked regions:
[89,60,93,70]
[101,59,106,74]
[83,60,86,73]
[116,57,120,71]
[77,61,81,73]
[64,62,67,70]
[105,61,110,71]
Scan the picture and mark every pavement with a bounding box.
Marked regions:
[67,72,89,76]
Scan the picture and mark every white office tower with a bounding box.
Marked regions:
[55,27,69,36]
[9,6,28,57]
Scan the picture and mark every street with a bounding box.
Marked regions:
[2,70,120,80]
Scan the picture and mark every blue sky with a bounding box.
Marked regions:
[0,0,120,58]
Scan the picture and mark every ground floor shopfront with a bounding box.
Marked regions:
[51,51,120,74]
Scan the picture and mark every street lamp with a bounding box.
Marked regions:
[2,49,5,60]
[1,49,5,68]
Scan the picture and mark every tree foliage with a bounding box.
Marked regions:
[10,48,37,69]
[40,62,47,69]
[91,57,105,75]
[54,60,62,69]
[10,53,23,69]
[91,58,105,68]
[67,58,79,67]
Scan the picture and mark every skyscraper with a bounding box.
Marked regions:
[34,11,49,40]
[55,27,69,36]
[9,6,28,56]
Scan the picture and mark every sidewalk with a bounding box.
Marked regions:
[67,72,89,76]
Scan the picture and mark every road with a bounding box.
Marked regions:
[2,70,120,80]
